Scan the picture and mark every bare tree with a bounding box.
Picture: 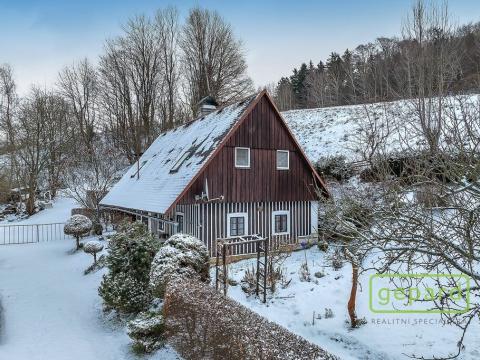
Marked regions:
[155,7,182,129]
[0,64,19,188]
[64,138,125,224]
[100,15,162,163]
[402,0,460,155]
[15,88,52,214]
[180,7,253,114]
[58,59,99,155]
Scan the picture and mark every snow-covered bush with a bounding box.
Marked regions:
[128,311,165,353]
[150,233,210,297]
[317,240,329,252]
[330,249,344,271]
[315,155,354,181]
[83,240,104,265]
[99,221,161,313]
[164,277,332,359]
[64,214,93,250]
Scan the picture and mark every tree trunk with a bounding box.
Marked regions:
[348,260,359,328]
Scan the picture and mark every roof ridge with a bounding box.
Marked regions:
[159,91,262,134]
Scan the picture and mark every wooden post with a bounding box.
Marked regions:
[256,240,261,297]
[222,243,227,296]
[215,243,220,292]
[263,238,268,303]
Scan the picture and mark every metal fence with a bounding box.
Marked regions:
[0,223,70,245]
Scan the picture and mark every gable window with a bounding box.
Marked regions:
[235,147,250,168]
[227,212,248,237]
[272,210,290,235]
[276,150,289,170]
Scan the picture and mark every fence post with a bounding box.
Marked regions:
[36,224,40,242]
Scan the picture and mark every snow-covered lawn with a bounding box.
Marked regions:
[224,247,480,360]
[0,240,180,360]
[0,195,181,360]
[0,195,78,225]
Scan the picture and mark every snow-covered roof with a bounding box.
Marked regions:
[100,93,260,214]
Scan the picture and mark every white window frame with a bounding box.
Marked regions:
[276,150,290,170]
[234,147,250,169]
[227,212,248,238]
[272,210,290,235]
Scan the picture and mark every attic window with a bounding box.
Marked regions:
[170,151,190,173]
[276,150,289,170]
[235,147,250,168]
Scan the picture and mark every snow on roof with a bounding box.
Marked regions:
[100,93,260,214]
[281,94,480,163]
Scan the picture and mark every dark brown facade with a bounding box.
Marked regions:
[119,91,328,256]
[175,94,323,207]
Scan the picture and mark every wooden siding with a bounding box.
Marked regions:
[175,201,315,257]
[177,96,319,205]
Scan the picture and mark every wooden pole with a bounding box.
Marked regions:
[222,243,227,296]
[263,238,268,303]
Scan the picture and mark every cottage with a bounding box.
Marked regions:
[100,90,329,256]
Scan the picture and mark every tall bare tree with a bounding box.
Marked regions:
[180,7,253,114]
[58,59,99,155]
[0,64,18,188]
[100,15,162,163]
[400,0,458,154]
[156,7,182,129]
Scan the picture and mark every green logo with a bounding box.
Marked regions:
[369,273,470,314]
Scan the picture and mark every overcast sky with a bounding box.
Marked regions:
[1,0,479,95]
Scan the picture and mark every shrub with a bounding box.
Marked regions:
[92,222,103,235]
[315,155,354,181]
[415,186,449,208]
[318,240,329,252]
[164,277,335,360]
[331,249,344,271]
[83,240,104,265]
[64,214,93,250]
[128,311,165,353]
[99,221,161,314]
[149,233,210,298]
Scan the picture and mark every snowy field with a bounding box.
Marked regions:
[223,247,480,360]
[282,94,480,163]
[0,198,181,360]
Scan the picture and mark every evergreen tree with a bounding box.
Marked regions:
[99,222,161,314]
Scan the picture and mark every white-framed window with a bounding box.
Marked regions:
[235,147,250,168]
[276,150,289,170]
[227,212,248,237]
[272,210,290,235]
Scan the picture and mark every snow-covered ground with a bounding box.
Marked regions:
[223,247,480,360]
[0,199,181,360]
[0,194,78,225]
[282,94,480,163]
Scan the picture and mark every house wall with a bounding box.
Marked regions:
[175,200,317,257]
[177,96,321,205]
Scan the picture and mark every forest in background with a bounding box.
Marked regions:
[273,8,480,110]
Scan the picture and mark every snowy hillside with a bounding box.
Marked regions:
[282,94,480,163]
